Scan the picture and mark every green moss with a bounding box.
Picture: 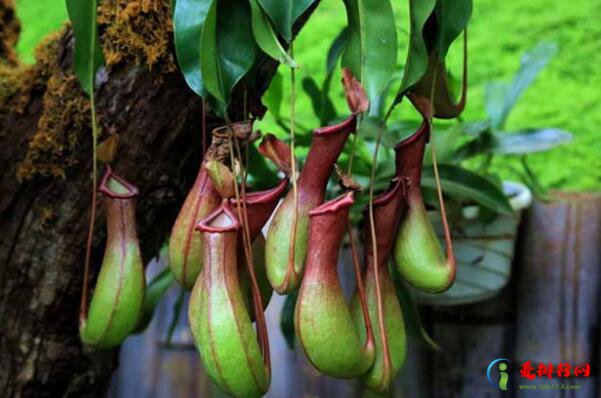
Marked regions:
[12,0,178,181]
[0,61,27,109]
[98,0,175,73]
[0,0,20,64]
[17,73,91,180]
[15,28,93,181]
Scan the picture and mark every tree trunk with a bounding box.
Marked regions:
[0,1,311,396]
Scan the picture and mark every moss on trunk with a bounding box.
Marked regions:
[0,0,20,64]
[7,0,178,180]
[98,0,176,73]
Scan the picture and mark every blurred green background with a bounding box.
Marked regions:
[15,0,600,190]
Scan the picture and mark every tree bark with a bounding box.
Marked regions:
[0,1,312,395]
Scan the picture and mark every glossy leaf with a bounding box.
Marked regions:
[173,0,212,97]
[462,119,492,136]
[312,28,347,125]
[326,28,348,76]
[399,0,436,94]
[421,164,513,215]
[165,289,185,346]
[342,0,398,102]
[453,130,496,162]
[302,77,336,125]
[66,0,105,96]
[368,70,402,119]
[457,127,572,158]
[391,268,440,351]
[433,0,473,59]
[201,0,258,110]
[263,71,283,120]
[519,156,550,201]
[248,143,280,190]
[487,42,558,129]
[280,290,298,350]
[423,123,465,164]
[492,128,572,155]
[250,0,297,68]
[257,0,316,42]
[503,42,558,124]
[133,268,176,334]
[485,81,509,129]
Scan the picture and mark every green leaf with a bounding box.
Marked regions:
[66,0,104,96]
[390,264,440,351]
[434,0,472,59]
[421,164,513,214]
[250,0,297,68]
[487,42,558,129]
[423,123,465,164]
[326,28,348,76]
[263,71,283,120]
[453,130,496,161]
[247,143,280,190]
[398,0,436,94]
[342,0,398,102]
[302,77,337,125]
[201,0,258,111]
[456,127,572,158]
[462,119,492,136]
[519,156,550,201]
[133,268,176,334]
[504,42,558,120]
[484,81,509,130]
[317,28,347,123]
[257,0,316,43]
[384,120,422,146]
[368,70,402,119]
[165,288,185,347]
[492,128,572,155]
[280,290,298,350]
[173,0,212,97]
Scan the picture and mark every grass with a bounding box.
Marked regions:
[14,0,600,191]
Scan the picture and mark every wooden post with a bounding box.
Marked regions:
[424,283,516,398]
[514,193,601,396]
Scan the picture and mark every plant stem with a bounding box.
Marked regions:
[346,122,359,175]
[80,93,99,324]
[347,223,374,350]
[224,115,270,370]
[366,103,395,383]
[287,43,300,284]
[429,140,454,259]
[201,98,207,156]
[427,66,455,266]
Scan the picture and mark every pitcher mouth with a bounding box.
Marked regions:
[364,177,405,213]
[393,120,429,151]
[99,166,139,199]
[196,201,240,233]
[229,178,289,207]
[313,115,356,137]
[309,191,355,216]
